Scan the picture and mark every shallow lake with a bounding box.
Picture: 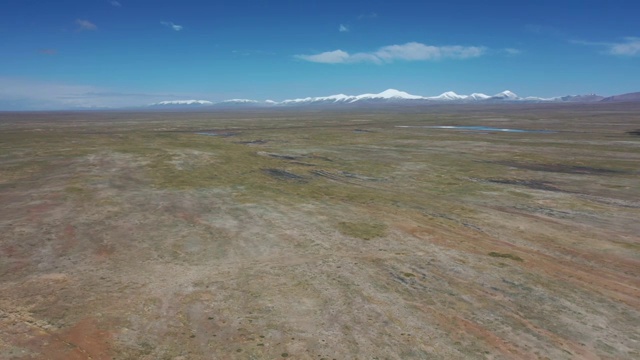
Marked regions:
[396,126,554,133]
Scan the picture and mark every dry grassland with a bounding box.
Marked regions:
[1,104,639,359]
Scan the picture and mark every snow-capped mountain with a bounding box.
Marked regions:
[468,93,491,100]
[278,89,521,105]
[212,99,262,107]
[598,92,640,102]
[150,100,213,106]
[280,89,424,105]
[280,94,350,105]
[351,89,424,101]
[489,90,519,100]
[211,98,278,108]
[426,91,470,101]
[149,89,609,109]
[218,99,259,104]
[560,94,604,102]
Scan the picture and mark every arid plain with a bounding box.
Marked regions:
[1,104,639,359]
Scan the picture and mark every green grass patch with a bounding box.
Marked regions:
[488,252,524,261]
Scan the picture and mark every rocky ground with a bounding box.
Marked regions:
[0,105,639,359]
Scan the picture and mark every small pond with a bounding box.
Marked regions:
[396,126,554,133]
[195,131,239,137]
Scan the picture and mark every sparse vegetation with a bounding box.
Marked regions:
[488,252,524,262]
[337,221,387,240]
[1,106,639,359]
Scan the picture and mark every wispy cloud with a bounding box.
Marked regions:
[296,50,352,64]
[161,21,183,31]
[76,19,97,31]
[110,1,121,7]
[38,49,57,55]
[607,37,640,56]
[573,37,640,56]
[357,12,378,20]
[295,42,486,64]
[339,24,349,32]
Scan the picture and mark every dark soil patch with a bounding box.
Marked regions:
[289,161,316,167]
[236,139,268,145]
[492,161,626,175]
[309,155,334,162]
[339,171,383,181]
[262,168,306,181]
[627,130,640,136]
[311,170,382,182]
[311,169,343,181]
[514,205,574,219]
[264,153,300,160]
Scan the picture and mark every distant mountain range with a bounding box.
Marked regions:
[148,89,640,108]
[601,92,640,102]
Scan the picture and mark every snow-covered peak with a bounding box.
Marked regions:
[353,89,424,101]
[280,93,351,104]
[493,90,519,99]
[279,89,424,105]
[377,88,423,99]
[280,96,321,104]
[220,99,259,104]
[427,91,468,101]
[322,94,351,101]
[148,89,597,109]
[152,100,213,106]
[523,96,559,102]
[468,93,490,100]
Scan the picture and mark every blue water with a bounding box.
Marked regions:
[396,126,553,133]
[195,131,238,137]
[196,132,220,136]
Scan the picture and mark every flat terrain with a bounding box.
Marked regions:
[1,104,639,359]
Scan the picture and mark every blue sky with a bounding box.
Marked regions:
[1,0,639,109]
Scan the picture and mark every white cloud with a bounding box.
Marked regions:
[161,21,183,31]
[573,37,640,56]
[339,24,349,32]
[76,19,97,31]
[608,37,640,56]
[295,42,486,64]
[110,1,121,7]
[296,50,352,64]
[376,43,484,61]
